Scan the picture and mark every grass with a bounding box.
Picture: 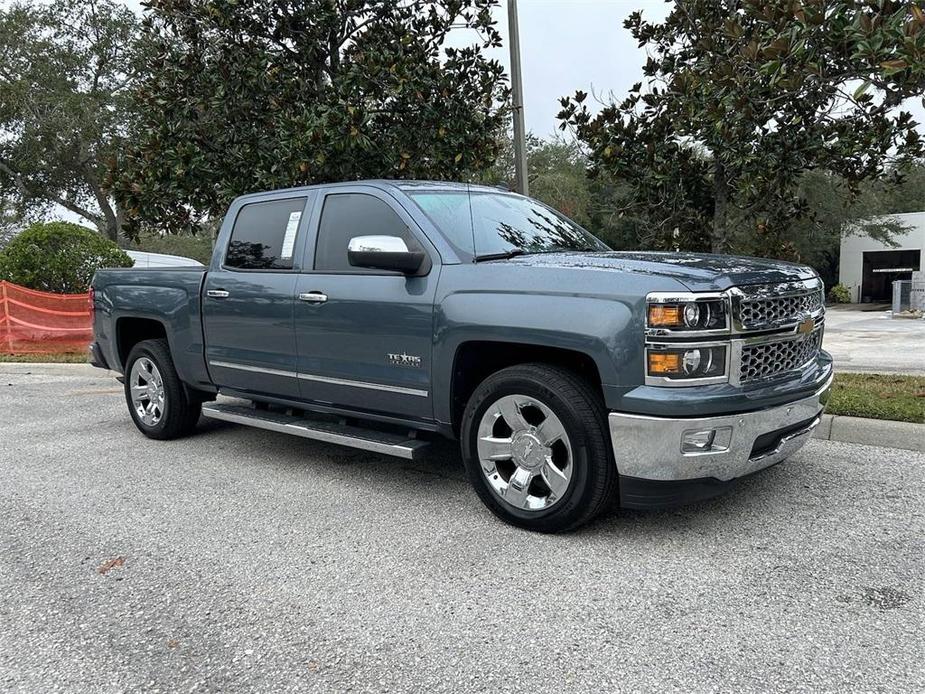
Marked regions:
[0,352,88,363]
[828,373,925,424]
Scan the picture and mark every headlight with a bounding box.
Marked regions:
[647,299,727,331]
[647,346,727,379]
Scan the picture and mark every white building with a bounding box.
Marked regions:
[838,211,925,303]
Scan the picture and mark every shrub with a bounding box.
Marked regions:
[0,221,133,293]
[828,284,852,304]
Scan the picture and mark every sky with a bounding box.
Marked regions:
[473,0,672,137]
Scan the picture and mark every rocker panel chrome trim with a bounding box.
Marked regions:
[208,360,428,397]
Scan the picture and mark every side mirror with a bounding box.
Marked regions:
[347,235,425,274]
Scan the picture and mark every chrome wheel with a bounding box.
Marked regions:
[129,357,165,427]
[476,394,573,512]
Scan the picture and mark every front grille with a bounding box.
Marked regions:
[739,329,822,383]
[738,290,823,330]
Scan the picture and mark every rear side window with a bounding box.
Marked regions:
[314,193,419,272]
[225,197,306,270]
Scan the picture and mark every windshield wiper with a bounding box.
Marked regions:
[474,248,527,262]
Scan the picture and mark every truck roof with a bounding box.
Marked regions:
[233,179,512,203]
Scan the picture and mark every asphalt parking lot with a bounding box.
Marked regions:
[823,307,925,375]
[1,364,923,693]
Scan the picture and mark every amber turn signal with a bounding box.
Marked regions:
[647,305,682,327]
[648,352,681,375]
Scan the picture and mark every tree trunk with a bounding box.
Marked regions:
[712,159,729,254]
[90,178,121,242]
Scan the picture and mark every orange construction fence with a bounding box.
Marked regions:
[0,281,92,354]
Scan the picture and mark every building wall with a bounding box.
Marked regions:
[839,212,925,303]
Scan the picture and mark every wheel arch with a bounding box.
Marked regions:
[115,317,169,371]
[446,340,606,437]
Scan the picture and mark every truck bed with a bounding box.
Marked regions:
[91,266,211,388]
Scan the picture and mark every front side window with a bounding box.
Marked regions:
[225,197,306,270]
[408,191,609,258]
[315,193,419,272]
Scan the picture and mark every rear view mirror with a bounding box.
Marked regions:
[347,235,425,274]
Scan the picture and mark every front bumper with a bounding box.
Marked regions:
[609,373,833,508]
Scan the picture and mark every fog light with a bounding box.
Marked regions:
[681,426,733,454]
[681,429,716,453]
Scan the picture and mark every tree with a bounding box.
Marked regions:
[559,0,925,256]
[481,134,594,225]
[113,0,510,235]
[0,221,132,293]
[0,199,24,248]
[785,169,911,286]
[0,0,141,241]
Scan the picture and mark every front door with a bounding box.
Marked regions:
[293,189,438,421]
[203,194,313,399]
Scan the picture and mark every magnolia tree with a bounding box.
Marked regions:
[113,0,510,235]
[559,0,925,256]
[0,0,141,241]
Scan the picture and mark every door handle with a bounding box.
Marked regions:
[206,289,230,299]
[299,291,328,304]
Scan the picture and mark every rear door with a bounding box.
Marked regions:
[293,188,439,421]
[203,194,314,399]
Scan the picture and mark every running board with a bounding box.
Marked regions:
[201,403,430,460]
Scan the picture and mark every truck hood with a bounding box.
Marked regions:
[498,251,816,291]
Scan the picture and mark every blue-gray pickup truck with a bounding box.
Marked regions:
[90,180,832,532]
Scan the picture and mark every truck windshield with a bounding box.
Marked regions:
[408,190,610,260]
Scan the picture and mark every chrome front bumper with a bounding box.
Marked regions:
[609,374,833,483]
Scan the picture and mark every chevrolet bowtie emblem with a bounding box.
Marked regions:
[797,317,814,334]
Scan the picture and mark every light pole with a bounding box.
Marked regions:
[507,0,528,196]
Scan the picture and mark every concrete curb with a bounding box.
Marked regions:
[813,414,925,453]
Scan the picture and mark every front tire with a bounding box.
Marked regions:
[124,338,201,440]
[460,363,616,532]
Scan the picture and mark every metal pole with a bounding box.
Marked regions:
[507,0,529,196]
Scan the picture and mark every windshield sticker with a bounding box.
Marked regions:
[281,211,301,259]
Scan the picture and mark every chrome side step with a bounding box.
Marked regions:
[201,403,430,460]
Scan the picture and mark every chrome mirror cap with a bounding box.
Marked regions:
[347,235,410,254]
[347,235,424,274]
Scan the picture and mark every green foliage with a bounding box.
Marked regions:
[0,221,132,293]
[828,284,853,304]
[480,134,925,283]
[129,232,216,265]
[114,0,510,236]
[0,0,142,240]
[480,134,597,226]
[559,0,925,257]
[828,373,925,423]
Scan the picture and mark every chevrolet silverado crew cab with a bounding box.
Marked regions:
[90,181,832,532]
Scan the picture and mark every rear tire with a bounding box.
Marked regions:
[123,338,201,440]
[460,363,616,533]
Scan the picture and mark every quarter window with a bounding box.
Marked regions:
[225,197,306,270]
[315,193,419,272]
